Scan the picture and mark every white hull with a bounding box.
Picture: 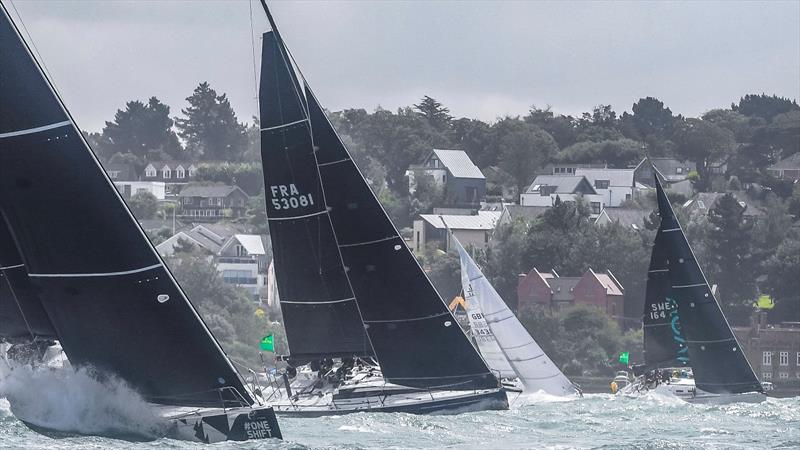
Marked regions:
[266,367,507,416]
[620,376,765,405]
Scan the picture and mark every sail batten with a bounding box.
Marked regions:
[653,177,762,394]
[453,237,578,395]
[0,4,252,407]
[259,20,497,389]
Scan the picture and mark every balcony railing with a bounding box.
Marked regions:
[223,277,258,285]
[217,257,258,264]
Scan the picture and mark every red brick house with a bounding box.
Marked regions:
[517,267,625,326]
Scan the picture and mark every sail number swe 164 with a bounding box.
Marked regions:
[270,184,314,210]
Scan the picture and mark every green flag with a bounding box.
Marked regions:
[260,334,274,352]
[619,351,629,365]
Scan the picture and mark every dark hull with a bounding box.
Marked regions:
[20,405,282,444]
[274,388,508,418]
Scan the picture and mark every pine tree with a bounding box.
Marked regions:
[413,95,452,131]
[706,194,756,324]
[100,97,183,160]
[175,82,247,161]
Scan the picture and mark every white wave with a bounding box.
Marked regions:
[509,389,582,408]
[0,362,167,440]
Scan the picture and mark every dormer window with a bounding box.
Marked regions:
[162,167,171,179]
[176,166,185,179]
[145,166,156,177]
[676,167,683,174]
[595,180,610,189]
[188,166,196,177]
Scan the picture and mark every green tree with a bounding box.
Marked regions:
[732,94,799,121]
[413,95,453,131]
[622,97,677,142]
[706,194,757,324]
[176,82,247,161]
[671,118,736,192]
[100,97,183,161]
[128,191,159,219]
[498,123,558,196]
[763,231,800,322]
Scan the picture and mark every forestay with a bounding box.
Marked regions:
[260,15,497,390]
[453,237,578,395]
[654,177,762,394]
[0,4,252,407]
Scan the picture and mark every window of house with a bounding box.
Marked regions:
[676,167,683,174]
[416,231,420,250]
[591,202,601,214]
[188,167,196,177]
[780,351,789,366]
[176,167,185,179]
[236,244,245,257]
[108,170,120,179]
[540,185,556,196]
[567,167,575,174]
[763,372,772,380]
[595,180,610,189]
[625,193,631,200]
[763,351,772,365]
[136,188,147,195]
[779,372,789,380]
[162,168,171,179]
[797,352,800,365]
[145,167,156,177]
[466,186,477,202]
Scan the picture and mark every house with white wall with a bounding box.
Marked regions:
[519,175,604,217]
[574,168,635,207]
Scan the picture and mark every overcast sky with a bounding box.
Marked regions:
[7,0,800,132]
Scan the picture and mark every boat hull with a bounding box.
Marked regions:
[272,387,508,417]
[620,376,765,405]
[20,405,282,444]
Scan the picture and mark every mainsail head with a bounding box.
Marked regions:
[258,8,497,390]
[653,177,762,394]
[0,4,253,407]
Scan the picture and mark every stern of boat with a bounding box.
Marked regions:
[167,405,282,443]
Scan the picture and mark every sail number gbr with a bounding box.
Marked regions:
[269,184,314,210]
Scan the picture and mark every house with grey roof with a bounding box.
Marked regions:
[496,205,549,227]
[143,161,200,196]
[634,156,695,196]
[575,167,636,207]
[594,207,647,231]
[767,153,800,182]
[177,183,249,221]
[520,175,605,217]
[407,149,486,209]
[683,191,766,221]
[412,210,502,253]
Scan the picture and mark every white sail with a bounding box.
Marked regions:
[453,237,578,396]
[267,259,280,307]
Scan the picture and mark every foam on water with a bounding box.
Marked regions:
[0,362,166,440]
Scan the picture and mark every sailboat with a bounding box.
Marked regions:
[257,3,507,415]
[619,176,765,404]
[0,2,281,442]
[449,233,581,397]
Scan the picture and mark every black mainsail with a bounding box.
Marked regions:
[641,228,689,370]
[260,11,497,390]
[0,4,253,407]
[653,177,762,394]
[0,218,57,342]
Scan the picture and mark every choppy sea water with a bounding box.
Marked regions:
[1,390,798,450]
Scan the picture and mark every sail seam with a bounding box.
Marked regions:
[281,297,356,305]
[648,269,669,273]
[0,120,70,139]
[364,311,450,323]
[508,353,545,363]
[29,263,162,278]
[267,210,327,221]
[672,283,706,289]
[338,235,398,248]
[260,118,308,131]
[317,158,350,167]
[661,227,681,232]
[686,338,735,344]
[0,264,25,270]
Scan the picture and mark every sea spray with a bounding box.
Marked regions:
[0,362,167,440]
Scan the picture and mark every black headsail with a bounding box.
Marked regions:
[0,218,57,342]
[260,7,497,390]
[0,4,253,407]
[641,228,690,370]
[654,177,762,394]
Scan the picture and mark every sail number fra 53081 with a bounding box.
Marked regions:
[270,184,314,210]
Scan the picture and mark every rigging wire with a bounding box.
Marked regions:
[248,0,260,114]
[8,0,64,102]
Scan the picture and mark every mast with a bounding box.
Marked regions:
[258,3,498,390]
